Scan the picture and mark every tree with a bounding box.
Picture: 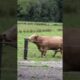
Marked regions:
[18,0,63,22]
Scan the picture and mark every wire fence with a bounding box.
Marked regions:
[18,21,63,26]
[1,37,80,61]
[18,29,63,33]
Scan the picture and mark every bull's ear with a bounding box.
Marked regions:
[34,35,38,40]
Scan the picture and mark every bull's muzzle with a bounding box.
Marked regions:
[27,37,31,41]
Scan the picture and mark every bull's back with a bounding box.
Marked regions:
[41,36,62,48]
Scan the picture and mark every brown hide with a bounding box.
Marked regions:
[1,25,17,48]
[28,34,63,57]
[64,28,80,71]
[35,36,62,49]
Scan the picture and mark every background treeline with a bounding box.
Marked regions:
[17,0,63,22]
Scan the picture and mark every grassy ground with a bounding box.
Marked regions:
[18,21,63,61]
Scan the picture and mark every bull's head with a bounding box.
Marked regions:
[28,34,39,43]
[0,26,17,48]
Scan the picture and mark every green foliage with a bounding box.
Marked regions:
[17,0,63,22]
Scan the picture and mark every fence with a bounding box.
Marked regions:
[24,38,28,60]
[18,21,63,26]
[18,29,52,33]
[0,37,28,60]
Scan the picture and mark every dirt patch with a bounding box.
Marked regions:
[18,60,62,80]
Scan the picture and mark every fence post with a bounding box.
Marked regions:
[24,38,28,60]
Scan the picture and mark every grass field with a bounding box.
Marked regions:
[18,21,63,61]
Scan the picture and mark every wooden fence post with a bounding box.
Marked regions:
[24,38,28,60]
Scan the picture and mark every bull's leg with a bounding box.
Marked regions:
[43,52,46,56]
[43,50,47,57]
[41,50,47,58]
[41,51,44,58]
[60,47,63,54]
[37,46,43,57]
[41,50,47,57]
[41,52,46,58]
[53,50,57,57]
[60,50,63,54]
[60,46,63,54]
[39,46,47,58]
[60,49,63,57]
[39,47,44,58]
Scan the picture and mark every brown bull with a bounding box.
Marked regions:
[1,25,17,48]
[28,34,63,57]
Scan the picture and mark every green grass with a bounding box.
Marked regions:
[18,21,63,61]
